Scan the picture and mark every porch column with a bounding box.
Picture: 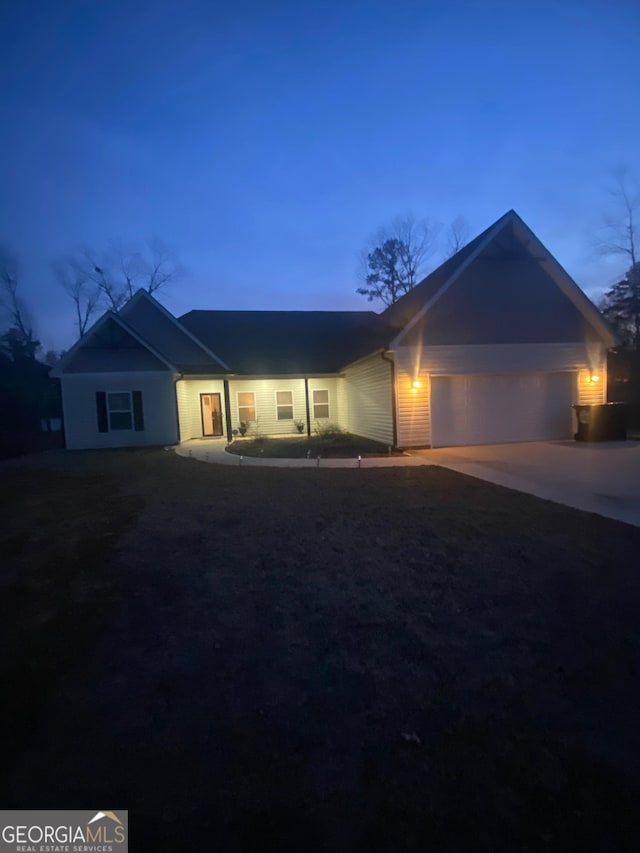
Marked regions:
[223,379,233,442]
[304,377,311,437]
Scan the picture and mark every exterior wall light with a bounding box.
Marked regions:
[589,374,600,383]
[411,380,421,389]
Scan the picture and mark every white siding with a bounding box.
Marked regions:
[61,372,178,450]
[395,342,607,447]
[176,379,227,441]
[342,353,394,444]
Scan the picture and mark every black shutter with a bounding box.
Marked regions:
[96,392,108,432]
[132,391,144,431]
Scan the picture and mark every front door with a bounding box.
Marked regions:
[200,393,223,437]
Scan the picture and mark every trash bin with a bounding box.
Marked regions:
[573,403,628,441]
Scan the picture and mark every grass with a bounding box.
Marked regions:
[2,448,640,851]
[0,463,142,770]
[226,432,402,458]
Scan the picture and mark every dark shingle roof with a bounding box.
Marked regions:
[120,291,226,370]
[171,209,612,372]
[179,310,391,374]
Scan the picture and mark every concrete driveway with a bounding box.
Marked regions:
[412,440,640,527]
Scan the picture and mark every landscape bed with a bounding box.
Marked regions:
[1,448,640,851]
[226,432,403,458]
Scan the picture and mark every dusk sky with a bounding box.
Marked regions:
[1,0,639,352]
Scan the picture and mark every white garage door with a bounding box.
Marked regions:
[430,372,575,448]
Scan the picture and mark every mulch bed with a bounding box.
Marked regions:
[226,434,403,458]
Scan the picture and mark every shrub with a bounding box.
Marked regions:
[314,422,343,440]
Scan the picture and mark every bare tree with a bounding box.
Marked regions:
[0,246,30,340]
[595,170,640,392]
[61,237,184,318]
[357,215,441,306]
[596,171,640,348]
[54,258,102,336]
[446,216,471,258]
[597,170,638,270]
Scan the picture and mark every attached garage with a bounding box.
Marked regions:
[430,372,576,448]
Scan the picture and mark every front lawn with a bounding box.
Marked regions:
[2,449,640,851]
[227,432,403,458]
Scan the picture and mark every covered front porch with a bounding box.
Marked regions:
[175,376,344,443]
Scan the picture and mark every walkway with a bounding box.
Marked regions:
[174,439,430,468]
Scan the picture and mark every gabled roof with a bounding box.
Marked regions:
[179,310,389,374]
[55,212,616,380]
[51,311,177,376]
[120,290,230,372]
[385,210,617,348]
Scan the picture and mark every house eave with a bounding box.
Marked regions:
[339,347,388,372]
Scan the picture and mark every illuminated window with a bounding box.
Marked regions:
[276,390,294,420]
[313,389,329,419]
[237,391,256,422]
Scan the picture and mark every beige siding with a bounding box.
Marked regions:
[342,353,394,444]
[307,377,341,432]
[397,342,606,375]
[176,379,227,440]
[395,352,431,446]
[335,376,350,432]
[577,367,607,405]
[61,372,178,450]
[228,378,307,436]
[177,377,344,439]
[395,342,607,447]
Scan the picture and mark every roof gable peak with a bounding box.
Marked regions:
[120,289,231,371]
[51,309,177,376]
[387,209,617,348]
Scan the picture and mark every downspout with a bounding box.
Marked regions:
[223,378,233,442]
[381,350,398,448]
[173,373,184,443]
[304,377,311,437]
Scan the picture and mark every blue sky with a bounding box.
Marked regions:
[1,0,639,351]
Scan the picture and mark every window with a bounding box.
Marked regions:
[276,390,294,420]
[96,391,144,432]
[237,391,256,422]
[108,392,133,430]
[313,389,329,419]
